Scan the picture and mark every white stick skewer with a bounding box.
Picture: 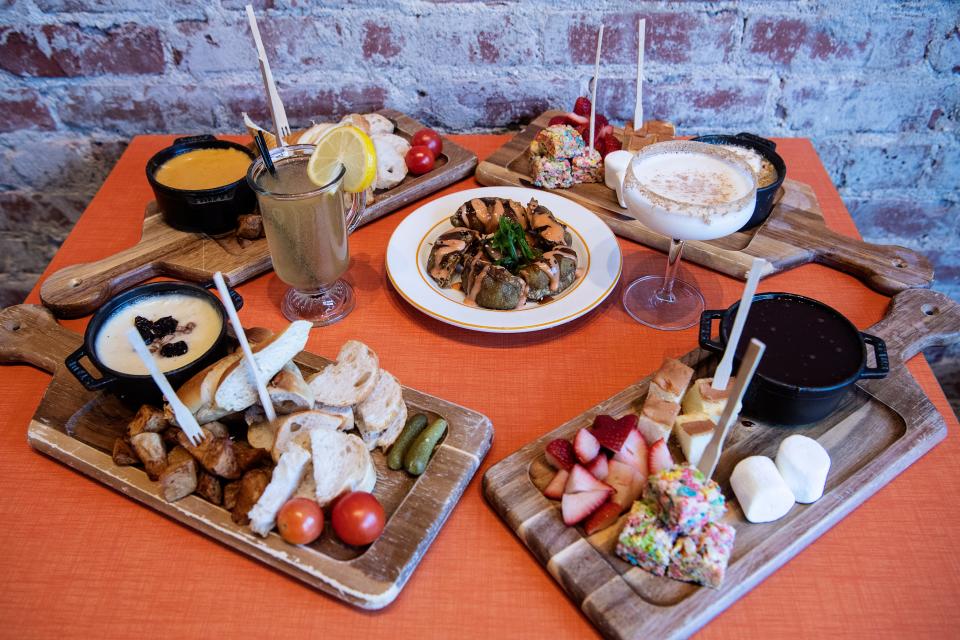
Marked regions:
[588,25,604,153]
[246,4,288,147]
[712,257,766,391]
[698,338,766,479]
[634,18,646,128]
[125,329,204,446]
[212,272,277,422]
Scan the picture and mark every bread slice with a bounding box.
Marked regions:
[307,341,380,407]
[309,429,376,506]
[270,410,342,462]
[375,402,407,450]
[268,362,315,414]
[215,321,311,412]
[315,404,354,431]
[248,446,310,537]
[356,369,402,431]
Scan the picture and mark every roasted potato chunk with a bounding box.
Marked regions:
[231,468,271,525]
[128,405,167,437]
[130,432,166,480]
[112,438,139,466]
[160,446,197,502]
[195,471,222,505]
[234,441,272,472]
[223,481,241,511]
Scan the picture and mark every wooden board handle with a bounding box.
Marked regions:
[811,229,934,296]
[0,305,83,374]
[866,289,960,365]
[39,251,163,319]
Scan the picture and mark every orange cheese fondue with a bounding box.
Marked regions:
[155,148,252,191]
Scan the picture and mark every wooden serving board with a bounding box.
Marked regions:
[0,304,492,610]
[483,288,959,640]
[40,109,478,319]
[475,111,933,296]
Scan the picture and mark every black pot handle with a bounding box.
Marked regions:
[173,134,217,146]
[699,309,727,354]
[201,280,244,311]
[734,132,776,151]
[64,346,115,391]
[859,332,890,379]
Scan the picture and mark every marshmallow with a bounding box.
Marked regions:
[730,456,795,523]
[775,435,831,503]
[603,150,634,208]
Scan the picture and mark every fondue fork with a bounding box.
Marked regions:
[698,338,765,479]
[712,257,765,390]
[246,5,291,147]
[125,329,205,446]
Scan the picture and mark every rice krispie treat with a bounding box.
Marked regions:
[667,520,736,589]
[571,148,603,183]
[615,500,675,576]
[530,125,584,159]
[530,156,575,189]
[643,464,726,534]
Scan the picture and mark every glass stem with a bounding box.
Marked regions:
[656,239,685,303]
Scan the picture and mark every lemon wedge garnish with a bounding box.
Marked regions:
[306,125,377,193]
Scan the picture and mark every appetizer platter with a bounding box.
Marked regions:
[483,288,959,640]
[0,300,492,609]
[475,110,933,296]
[386,186,622,333]
[39,109,478,319]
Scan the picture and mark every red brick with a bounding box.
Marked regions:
[362,21,402,61]
[222,83,387,128]
[0,23,164,77]
[58,85,218,133]
[0,89,55,132]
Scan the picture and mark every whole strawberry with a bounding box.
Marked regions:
[573,96,592,117]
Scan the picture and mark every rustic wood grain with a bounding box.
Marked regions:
[40,109,478,319]
[483,288,958,640]
[474,110,933,296]
[0,304,492,609]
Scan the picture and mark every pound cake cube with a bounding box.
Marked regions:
[682,378,737,421]
[571,148,603,183]
[532,125,584,159]
[530,155,574,189]
[638,394,680,445]
[674,413,716,466]
[667,520,736,589]
[615,500,675,576]
[644,464,726,534]
[651,358,694,403]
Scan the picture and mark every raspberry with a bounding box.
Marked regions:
[573,96,592,117]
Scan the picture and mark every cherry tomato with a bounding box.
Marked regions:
[331,491,385,546]
[276,498,324,545]
[411,128,443,157]
[405,145,435,175]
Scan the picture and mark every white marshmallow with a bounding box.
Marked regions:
[603,150,633,208]
[730,456,795,523]
[775,435,831,504]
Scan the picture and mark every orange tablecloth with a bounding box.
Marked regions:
[1,135,957,638]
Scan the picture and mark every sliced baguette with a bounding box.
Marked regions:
[270,410,342,462]
[375,402,408,450]
[308,341,380,407]
[314,404,354,431]
[309,429,376,506]
[356,371,404,449]
[268,361,314,414]
[215,321,311,412]
[248,446,310,537]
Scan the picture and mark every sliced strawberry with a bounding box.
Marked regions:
[594,113,610,131]
[591,414,638,452]
[542,469,569,500]
[574,428,601,464]
[545,438,576,471]
[586,454,608,481]
[548,115,572,127]
[561,489,608,525]
[598,134,622,158]
[613,429,649,477]
[648,439,674,475]
[565,464,613,495]
[573,96,592,117]
[607,460,642,512]
[565,111,589,126]
[584,500,622,535]
[595,123,613,142]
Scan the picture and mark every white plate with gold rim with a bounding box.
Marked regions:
[385,186,622,333]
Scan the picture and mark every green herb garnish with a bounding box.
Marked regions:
[491,216,541,271]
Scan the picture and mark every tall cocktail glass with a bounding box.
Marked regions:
[247,145,366,326]
[622,140,757,330]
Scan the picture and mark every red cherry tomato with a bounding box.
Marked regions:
[411,128,443,157]
[331,491,385,546]
[276,498,324,545]
[405,145,435,175]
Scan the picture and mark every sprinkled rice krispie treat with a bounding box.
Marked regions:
[644,464,726,534]
[530,156,574,189]
[531,125,584,159]
[571,148,603,183]
[667,520,736,589]
[615,500,675,576]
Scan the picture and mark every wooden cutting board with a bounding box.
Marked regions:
[475,111,933,296]
[0,304,492,610]
[483,288,959,640]
[40,109,478,319]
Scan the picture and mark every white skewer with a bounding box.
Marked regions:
[588,24,603,153]
[212,272,277,422]
[712,257,766,391]
[246,4,289,147]
[125,328,204,446]
[698,338,766,479]
[634,18,646,128]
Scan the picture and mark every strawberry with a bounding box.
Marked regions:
[565,464,613,495]
[608,460,644,511]
[586,454,608,481]
[574,427,601,464]
[573,96,592,117]
[590,414,638,452]
[597,134,622,158]
[548,115,572,127]
[648,439,674,475]
[565,111,589,126]
[612,429,649,477]
[584,500,622,535]
[542,469,569,500]
[595,123,613,142]
[594,114,610,132]
[561,489,609,525]
[545,438,576,471]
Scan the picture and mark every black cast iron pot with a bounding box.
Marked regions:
[146,135,257,235]
[690,132,787,231]
[65,280,243,406]
[699,292,889,425]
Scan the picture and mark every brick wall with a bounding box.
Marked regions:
[0,0,958,410]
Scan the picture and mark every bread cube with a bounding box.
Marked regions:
[651,358,694,403]
[673,413,716,466]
